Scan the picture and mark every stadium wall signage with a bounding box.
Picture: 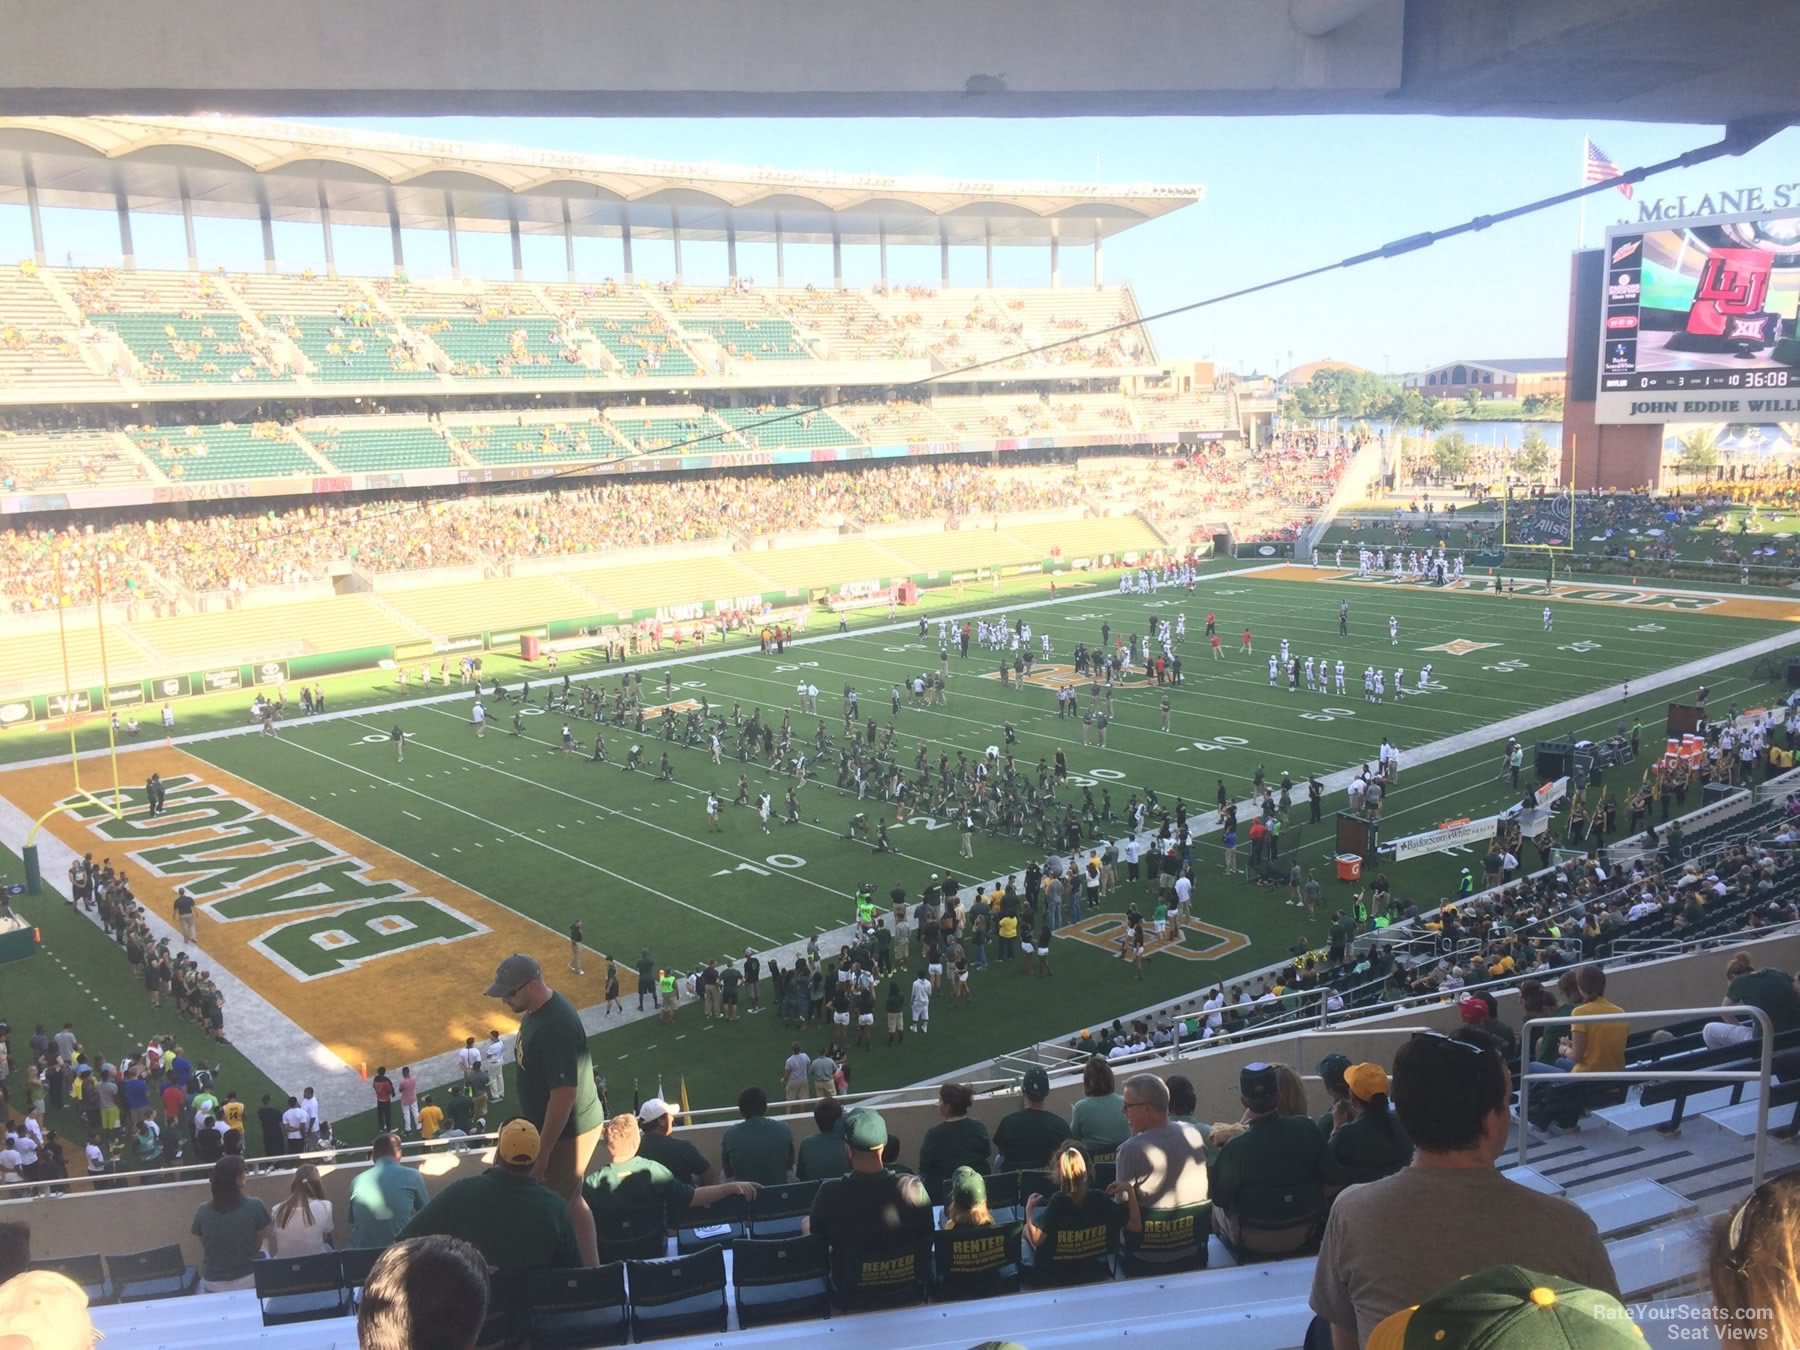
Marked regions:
[1390,815,1498,861]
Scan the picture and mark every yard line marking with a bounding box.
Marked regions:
[281,731,779,945]
[402,809,422,820]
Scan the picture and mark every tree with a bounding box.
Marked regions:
[1418,398,1452,433]
[1463,387,1484,415]
[1675,426,1720,480]
[1516,428,1553,480]
[1432,430,1472,481]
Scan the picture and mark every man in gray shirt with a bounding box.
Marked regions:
[1310,1029,1618,1348]
[1113,1073,1210,1211]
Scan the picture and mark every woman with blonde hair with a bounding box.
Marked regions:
[1023,1143,1140,1258]
[267,1162,334,1257]
[1710,1174,1800,1349]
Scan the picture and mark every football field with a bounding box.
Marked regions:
[4,564,1798,1128]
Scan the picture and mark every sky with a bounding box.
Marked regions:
[6,114,1799,376]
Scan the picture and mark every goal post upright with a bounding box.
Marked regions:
[25,562,127,895]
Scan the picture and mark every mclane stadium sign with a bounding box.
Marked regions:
[1629,182,1800,221]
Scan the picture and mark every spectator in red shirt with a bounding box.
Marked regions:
[1249,817,1269,872]
[162,1082,185,1129]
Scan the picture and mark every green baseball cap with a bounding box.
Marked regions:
[1367,1266,1644,1350]
[949,1166,988,1210]
[843,1107,888,1153]
[1021,1067,1051,1100]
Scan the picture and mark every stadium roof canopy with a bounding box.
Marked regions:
[0,1,1795,126]
[0,116,1202,252]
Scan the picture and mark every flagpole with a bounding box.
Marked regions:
[1577,137,1587,249]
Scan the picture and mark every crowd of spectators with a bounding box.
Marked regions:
[0,459,1079,608]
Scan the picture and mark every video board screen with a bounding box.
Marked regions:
[1595,208,1800,425]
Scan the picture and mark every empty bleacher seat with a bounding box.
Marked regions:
[676,1192,747,1253]
[253,1252,351,1325]
[526,1264,630,1349]
[129,423,314,482]
[108,1244,199,1302]
[26,1253,113,1306]
[626,1247,730,1341]
[747,1180,820,1240]
[729,1235,831,1329]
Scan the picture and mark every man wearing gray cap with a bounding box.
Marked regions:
[487,953,604,1266]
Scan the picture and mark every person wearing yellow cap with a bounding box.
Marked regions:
[1326,1063,1412,1187]
[1366,1264,1644,1350]
[399,1117,579,1326]
[0,1270,99,1350]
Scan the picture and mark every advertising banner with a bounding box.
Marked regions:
[1393,815,1499,861]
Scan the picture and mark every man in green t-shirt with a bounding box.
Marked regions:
[487,953,605,1267]
[401,1118,579,1324]
[1704,953,1800,1048]
[585,1112,753,1233]
[720,1087,794,1185]
[796,1097,851,1182]
[992,1067,1073,1171]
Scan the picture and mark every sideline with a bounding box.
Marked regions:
[0,570,1276,774]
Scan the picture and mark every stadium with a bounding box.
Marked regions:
[1,19,1799,1349]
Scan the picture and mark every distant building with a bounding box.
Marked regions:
[1280,358,1368,386]
[1403,358,1565,401]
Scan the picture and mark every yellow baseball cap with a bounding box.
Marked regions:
[496,1118,541,1165]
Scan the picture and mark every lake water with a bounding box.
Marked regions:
[1360,419,1562,450]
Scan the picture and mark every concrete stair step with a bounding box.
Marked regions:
[1498,1165,1566,1196]
[1700,1096,1795,1140]
[1593,1084,1755,1135]
[1571,1179,1697,1240]
[1606,1224,1709,1301]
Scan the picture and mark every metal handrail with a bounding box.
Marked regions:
[0,1131,496,1202]
[1516,1005,1774,1188]
[1609,920,1800,962]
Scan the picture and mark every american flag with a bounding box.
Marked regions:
[1583,138,1634,199]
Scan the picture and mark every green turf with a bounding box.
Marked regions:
[9,567,1794,1141]
[0,569,1195,770]
[163,572,1793,1129]
[0,841,288,1173]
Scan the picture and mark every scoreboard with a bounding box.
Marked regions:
[1596,206,1800,425]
